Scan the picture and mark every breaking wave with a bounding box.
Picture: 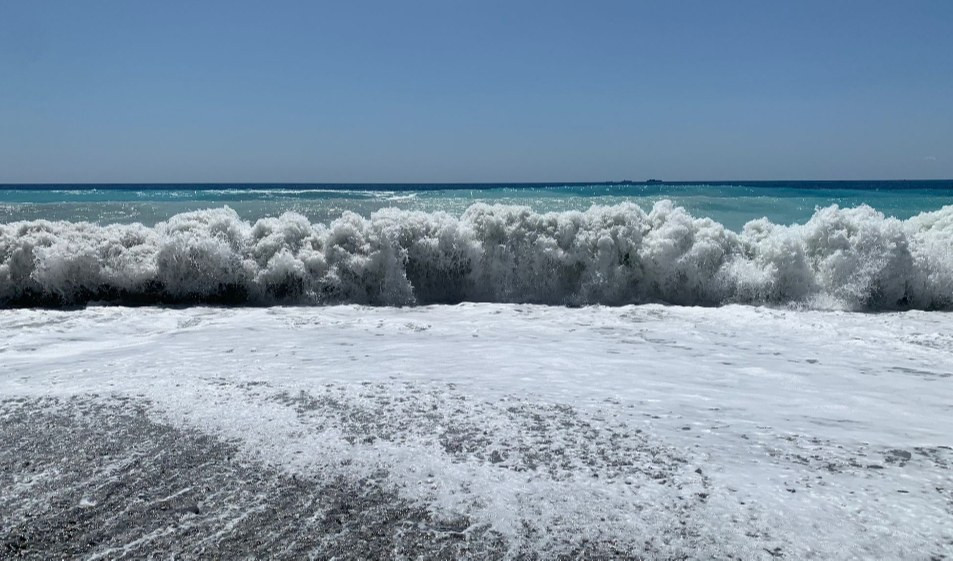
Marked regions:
[1,202,952,310]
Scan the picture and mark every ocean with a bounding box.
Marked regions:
[4,180,953,230]
[2,180,953,310]
[2,182,952,559]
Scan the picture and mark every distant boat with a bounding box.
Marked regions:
[645,179,663,184]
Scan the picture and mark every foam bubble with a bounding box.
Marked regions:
[1,202,951,309]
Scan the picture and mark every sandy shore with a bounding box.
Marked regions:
[3,304,952,559]
[3,394,708,560]
[2,395,516,560]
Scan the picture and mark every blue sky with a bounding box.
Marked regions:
[2,0,951,182]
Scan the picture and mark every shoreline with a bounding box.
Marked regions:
[2,304,951,558]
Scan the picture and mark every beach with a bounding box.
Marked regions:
[6,0,953,556]
[3,303,951,559]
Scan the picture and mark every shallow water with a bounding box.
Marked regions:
[2,304,951,558]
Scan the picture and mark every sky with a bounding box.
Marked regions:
[1,0,952,183]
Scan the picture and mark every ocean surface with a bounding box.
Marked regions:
[3,180,953,229]
[1,180,952,309]
[2,181,952,559]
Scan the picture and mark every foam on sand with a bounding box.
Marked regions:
[2,303,952,558]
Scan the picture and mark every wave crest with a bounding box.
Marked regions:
[1,202,951,310]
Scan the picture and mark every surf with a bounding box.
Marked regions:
[1,201,951,310]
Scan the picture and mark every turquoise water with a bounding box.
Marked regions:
[3,181,953,309]
[2,181,951,231]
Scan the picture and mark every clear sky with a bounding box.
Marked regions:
[2,0,952,183]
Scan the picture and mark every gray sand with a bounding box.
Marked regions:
[5,389,947,559]
[1,396,510,560]
[2,394,696,560]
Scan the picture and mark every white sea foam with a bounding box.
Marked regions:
[2,304,951,558]
[1,201,951,309]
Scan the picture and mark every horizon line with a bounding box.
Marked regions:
[2,178,952,187]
